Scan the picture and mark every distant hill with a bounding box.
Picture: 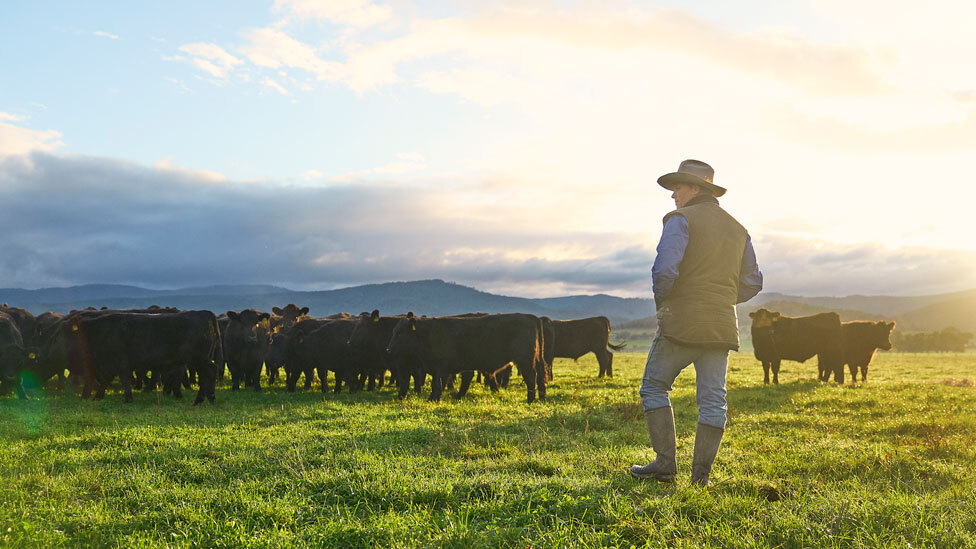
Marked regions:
[893,296,976,333]
[1,280,972,334]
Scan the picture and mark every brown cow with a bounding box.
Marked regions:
[749,308,844,384]
[842,320,895,383]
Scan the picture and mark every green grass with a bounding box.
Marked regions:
[2,352,975,548]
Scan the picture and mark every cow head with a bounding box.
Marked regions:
[386,314,419,355]
[749,308,781,330]
[875,321,896,351]
[272,304,309,323]
[226,310,272,345]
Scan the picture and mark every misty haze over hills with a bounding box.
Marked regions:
[1,280,973,334]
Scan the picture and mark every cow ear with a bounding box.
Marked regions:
[748,311,756,318]
[260,313,271,321]
[300,307,309,316]
[227,311,239,321]
[371,309,380,320]
[887,321,896,330]
[407,311,414,318]
[272,307,283,315]
[772,312,781,319]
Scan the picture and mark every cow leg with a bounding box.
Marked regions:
[595,349,608,378]
[861,365,868,382]
[523,366,537,404]
[772,360,781,385]
[457,371,474,397]
[377,369,386,388]
[428,367,445,402]
[286,369,298,392]
[317,366,328,393]
[848,363,857,383]
[122,374,134,403]
[833,363,844,384]
[536,361,547,401]
[413,365,424,394]
[230,365,241,391]
[303,367,313,390]
[485,372,500,392]
[762,361,770,384]
[94,380,107,401]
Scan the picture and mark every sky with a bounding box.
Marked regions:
[1,0,975,298]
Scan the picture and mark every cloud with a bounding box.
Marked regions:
[238,27,341,80]
[93,30,119,40]
[178,42,243,79]
[372,153,426,175]
[273,0,392,27]
[0,113,63,157]
[260,78,289,95]
[0,151,972,298]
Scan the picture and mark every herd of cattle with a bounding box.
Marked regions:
[750,308,896,384]
[0,302,900,404]
[0,304,624,404]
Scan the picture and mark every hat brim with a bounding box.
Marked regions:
[658,172,727,197]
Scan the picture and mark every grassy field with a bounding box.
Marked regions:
[1,352,975,548]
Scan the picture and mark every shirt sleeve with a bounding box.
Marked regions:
[736,235,763,303]
[652,215,688,307]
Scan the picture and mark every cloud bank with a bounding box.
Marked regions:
[1,150,973,298]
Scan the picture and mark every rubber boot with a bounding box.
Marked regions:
[691,423,724,486]
[629,406,677,482]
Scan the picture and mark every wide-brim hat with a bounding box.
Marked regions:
[657,159,726,197]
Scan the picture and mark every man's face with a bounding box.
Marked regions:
[671,183,703,209]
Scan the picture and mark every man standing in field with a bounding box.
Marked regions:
[630,159,763,486]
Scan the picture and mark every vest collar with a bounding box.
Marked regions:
[685,194,719,207]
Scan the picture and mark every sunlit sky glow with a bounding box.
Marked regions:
[1,0,974,297]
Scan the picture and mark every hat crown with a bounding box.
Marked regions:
[677,159,714,184]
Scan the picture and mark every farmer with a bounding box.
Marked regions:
[630,159,763,486]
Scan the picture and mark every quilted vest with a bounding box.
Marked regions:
[657,199,748,350]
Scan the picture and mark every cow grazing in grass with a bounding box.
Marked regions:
[749,308,844,384]
[842,321,895,383]
[224,309,271,392]
[64,311,221,403]
[386,313,545,403]
[551,317,626,378]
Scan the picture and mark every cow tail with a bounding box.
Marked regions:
[605,317,627,351]
[212,317,224,373]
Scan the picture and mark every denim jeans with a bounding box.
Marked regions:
[639,330,729,429]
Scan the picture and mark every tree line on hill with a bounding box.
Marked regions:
[891,328,974,353]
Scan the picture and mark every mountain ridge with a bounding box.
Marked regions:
[1,280,973,333]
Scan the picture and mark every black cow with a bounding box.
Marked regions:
[749,308,844,384]
[65,310,221,403]
[551,317,625,377]
[284,318,359,393]
[386,313,545,403]
[348,310,427,399]
[224,309,271,391]
[842,320,896,383]
[0,311,40,399]
[271,304,310,331]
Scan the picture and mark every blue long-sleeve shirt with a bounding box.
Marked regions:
[652,215,763,306]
